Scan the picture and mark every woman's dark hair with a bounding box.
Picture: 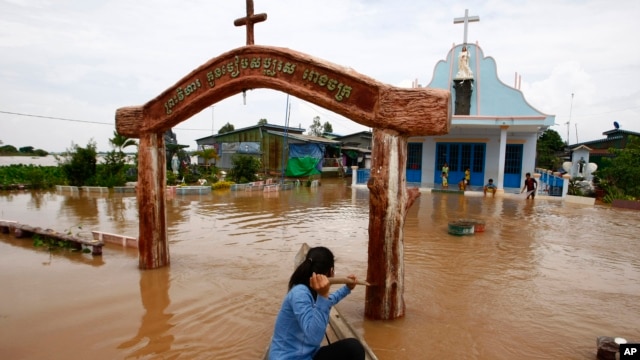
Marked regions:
[288,246,335,292]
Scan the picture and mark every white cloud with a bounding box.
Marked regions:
[1,0,639,151]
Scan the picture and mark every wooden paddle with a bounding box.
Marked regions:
[520,189,536,198]
[329,277,371,286]
[294,243,372,286]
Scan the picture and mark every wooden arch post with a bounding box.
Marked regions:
[115,45,451,318]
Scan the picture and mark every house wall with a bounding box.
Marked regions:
[337,132,372,149]
[196,126,309,174]
[411,131,537,189]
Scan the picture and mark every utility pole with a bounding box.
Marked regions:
[567,93,574,145]
[211,105,216,135]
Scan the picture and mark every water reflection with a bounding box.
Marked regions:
[118,268,174,358]
[58,192,100,226]
[1,233,106,267]
[26,190,47,210]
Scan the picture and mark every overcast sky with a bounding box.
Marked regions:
[1,0,639,152]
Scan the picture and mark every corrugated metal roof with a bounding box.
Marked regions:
[342,146,371,153]
[195,124,305,142]
[266,130,341,145]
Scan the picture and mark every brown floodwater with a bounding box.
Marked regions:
[0,179,638,360]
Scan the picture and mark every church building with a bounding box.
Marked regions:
[408,10,555,193]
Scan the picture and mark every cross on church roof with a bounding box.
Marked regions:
[234,0,267,46]
[453,9,479,45]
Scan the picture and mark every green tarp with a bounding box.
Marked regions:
[285,157,321,177]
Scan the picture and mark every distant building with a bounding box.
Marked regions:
[195,124,339,177]
[333,131,372,172]
[569,127,640,171]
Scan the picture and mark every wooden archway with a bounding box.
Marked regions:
[116,45,450,319]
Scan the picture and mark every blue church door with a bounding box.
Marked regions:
[406,143,422,184]
[504,144,523,188]
[435,143,486,187]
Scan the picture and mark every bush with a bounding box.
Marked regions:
[95,150,128,187]
[599,181,635,203]
[599,135,640,198]
[567,177,583,196]
[229,154,261,183]
[57,141,98,187]
[167,171,179,185]
[212,180,234,190]
[0,164,65,189]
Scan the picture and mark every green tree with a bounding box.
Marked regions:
[19,146,34,153]
[536,129,565,170]
[95,131,137,187]
[57,140,98,187]
[599,135,640,198]
[229,154,261,183]
[0,145,18,153]
[308,116,323,137]
[323,121,333,134]
[257,118,268,125]
[96,150,127,187]
[219,122,235,134]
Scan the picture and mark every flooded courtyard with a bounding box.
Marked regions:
[0,179,638,359]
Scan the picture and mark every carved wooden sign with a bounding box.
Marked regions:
[116,45,449,139]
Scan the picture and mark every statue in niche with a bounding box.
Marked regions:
[164,129,190,172]
[578,157,586,176]
[171,154,179,175]
[456,46,473,79]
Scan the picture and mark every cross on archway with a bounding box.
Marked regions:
[453,9,480,44]
[234,0,267,46]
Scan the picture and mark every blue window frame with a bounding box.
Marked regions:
[435,143,486,186]
[407,143,422,183]
[504,144,523,188]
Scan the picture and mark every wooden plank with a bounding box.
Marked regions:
[0,220,17,234]
[0,220,104,256]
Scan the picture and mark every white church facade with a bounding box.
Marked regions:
[406,10,555,193]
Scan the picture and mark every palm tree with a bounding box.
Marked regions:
[193,147,219,169]
[109,131,137,152]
